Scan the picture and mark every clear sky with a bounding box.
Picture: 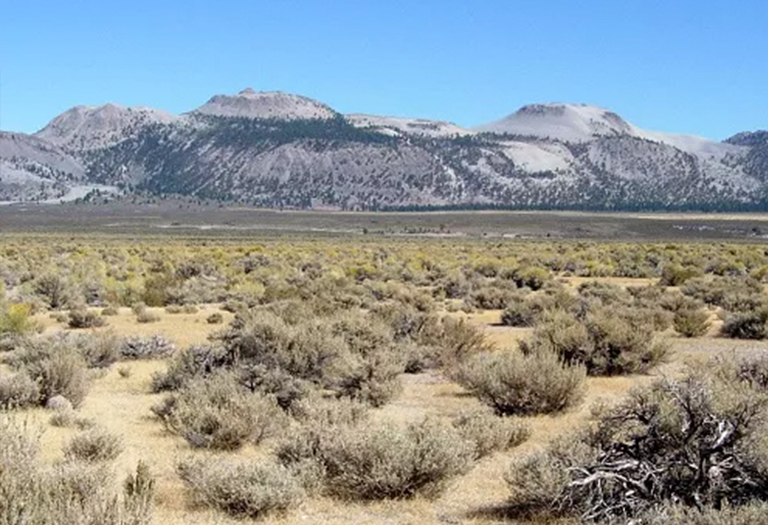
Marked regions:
[1,0,765,139]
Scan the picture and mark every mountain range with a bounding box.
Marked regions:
[1,88,766,211]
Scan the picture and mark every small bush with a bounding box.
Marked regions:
[457,350,586,416]
[155,372,285,450]
[150,344,228,392]
[500,299,538,327]
[117,365,132,378]
[64,428,124,462]
[659,264,702,286]
[120,335,176,360]
[279,417,473,500]
[206,312,224,324]
[0,303,40,336]
[237,364,311,411]
[721,310,768,339]
[452,409,530,459]
[75,331,121,368]
[524,309,670,376]
[67,309,106,329]
[673,307,712,337]
[177,457,303,519]
[511,266,550,291]
[0,372,40,409]
[49,407,75,427]
[467,284,518,310]
[24,348,90,408]
[100,305,119,316]
[131,302,147,316]
[582,309,670,375]
[136,310,161,324]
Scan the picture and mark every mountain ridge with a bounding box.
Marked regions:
[1,88,765,211]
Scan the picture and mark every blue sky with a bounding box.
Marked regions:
[1,0,765,139]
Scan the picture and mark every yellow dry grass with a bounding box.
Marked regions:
[14,288,768,525]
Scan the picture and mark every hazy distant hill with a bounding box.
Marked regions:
[1,88,765,210]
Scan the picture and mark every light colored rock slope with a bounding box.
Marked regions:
[35,104,178,151]
[193,88,337,120]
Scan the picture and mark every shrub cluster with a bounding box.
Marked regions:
[153,371,285,450]
[0,418,154,524]
[521,308,669,375]
[457,349,586,416]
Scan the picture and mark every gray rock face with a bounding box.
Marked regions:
[1,90,765,210]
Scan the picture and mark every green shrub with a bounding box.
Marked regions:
[206,312,224,324]
[0,303,40,336]
[237,364,311,411]
[582,309,670,375]
[682,276,767,312]
[466,284,518,310]
[67,309,106,329]
[521,308,669,376]
[511,266,550,291]
[457,350,586,416]
[33,273,72,309]
[673,307,712,337]
[452,409,529,459]
[64,428,124,462]
[659,264,702,286]
[721,310,768,339]
[500,299,538,327]
[155,372,285,450]
[177,457,303,519]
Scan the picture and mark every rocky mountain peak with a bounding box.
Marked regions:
[193,89,338,121]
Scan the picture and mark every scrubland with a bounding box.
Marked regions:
[3,235,768,524]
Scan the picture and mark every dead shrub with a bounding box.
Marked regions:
[505,371,768,522]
